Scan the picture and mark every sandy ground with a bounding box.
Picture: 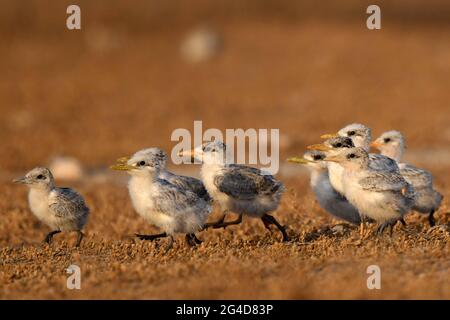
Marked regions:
[0,1,449,299]
[0,179,449,299]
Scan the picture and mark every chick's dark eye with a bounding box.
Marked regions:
[313,155,323,161]
[348,153,356,159]
[348,131,355,136]
[384,138,391,143]
[335,143,342,148]
[37,174,44,180]
[138,161,146,166]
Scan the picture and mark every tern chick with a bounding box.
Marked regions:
[371,131,443,226]
[324,148,415,235]
[308,135,399,196]
[117,148,210,202]
[308,136,355,195]
[13,167,89,247]
[288,150,361,224]
[179,141,288,242]
[111,148,212,250]
[321,123,399,172]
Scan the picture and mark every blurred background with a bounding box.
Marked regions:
[0,0,449,176]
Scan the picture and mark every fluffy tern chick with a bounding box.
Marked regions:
[288,150,361,224]
[117,148,211,202]
[324,148,415,235]
[13,167,89,247]
[321,123,399,172]
[111,148,212,250]
[179,141,288,242]
[371,131,443,226]
[310,135,400,196]
[308,136,355,195]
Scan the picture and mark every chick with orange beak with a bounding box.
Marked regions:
[320,123,399,173]
[179,141,289,242]
[308,134,399,198]
[371,131,443,226]
[323,147,414,236]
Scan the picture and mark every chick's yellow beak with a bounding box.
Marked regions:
[116,156,129,164]
[307,144,332,151]
[110,163,135,171]
[287,157,311,164]
[110,156,134,171]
